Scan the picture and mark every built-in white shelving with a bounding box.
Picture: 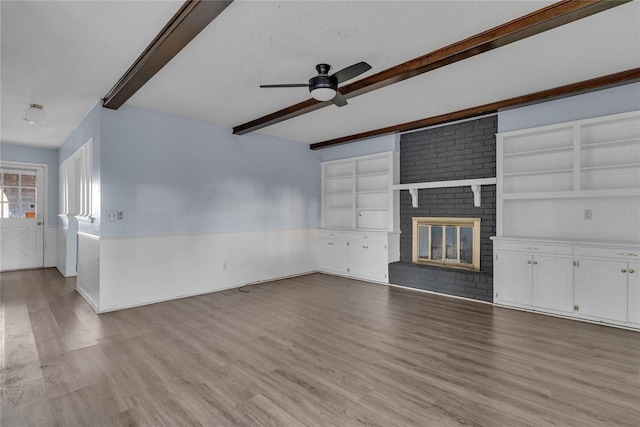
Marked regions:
[497,110,640,239]
[319,152,400,283]
[321,152,399,231]
[494,110,640,330]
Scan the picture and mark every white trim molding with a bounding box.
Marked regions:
[393,177,497,208]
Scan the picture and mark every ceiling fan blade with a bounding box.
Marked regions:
[331,62,372,84]
[331,91,347,107]
[260,84,309,88]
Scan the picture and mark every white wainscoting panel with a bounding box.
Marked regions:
[45,226,58,268]
[98,228,317,312]
[56,218,78,277]
[56,226,68,276]
[77,232,100,311]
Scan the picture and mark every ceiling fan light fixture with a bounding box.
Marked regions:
[24,104,47,125]
[311,87,337,102]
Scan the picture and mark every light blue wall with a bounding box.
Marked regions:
[319,133,399,162]
[498,82,640,132]
[0,143,59,224]
[58,102,102,236]
[100,105,321,238]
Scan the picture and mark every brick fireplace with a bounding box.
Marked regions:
[388,116,497,302]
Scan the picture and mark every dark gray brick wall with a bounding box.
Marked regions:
[389,116,497,302]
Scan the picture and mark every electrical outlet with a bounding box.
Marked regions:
[584,209,593,220]
[106,210,123,221]
[105,210,118,222]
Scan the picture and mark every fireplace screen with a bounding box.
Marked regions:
[413,217,481,271]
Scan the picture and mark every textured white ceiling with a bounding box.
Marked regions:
[259,1,640,144]
[2,1,638,149]
[128,0,554,132]
[0,0,182,148]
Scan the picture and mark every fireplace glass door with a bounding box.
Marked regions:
[412,217,481,271]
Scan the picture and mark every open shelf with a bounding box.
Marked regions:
[356,190,388,195]
[322,151,398,232]
[497,110,640,239]
[582,163,640,172]
[502,188,640,200]
[503,168,573,177]
[582,137,640,149]
[503,145,573,157]
[356,171,389,178]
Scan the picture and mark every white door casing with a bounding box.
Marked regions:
[0,163,45,271]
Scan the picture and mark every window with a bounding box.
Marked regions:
[0,168,38,219]
[412,217,481,271]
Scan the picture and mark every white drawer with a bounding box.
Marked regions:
[577,246,640,260]
[347,232,388,243]
[318,229,349,239]
[494,241,573,256]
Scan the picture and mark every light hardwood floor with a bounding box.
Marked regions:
[1,269,639,426]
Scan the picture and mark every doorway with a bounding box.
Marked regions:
[0,162,46,271]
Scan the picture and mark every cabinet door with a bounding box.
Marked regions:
[533,256,574,313]
[494,252,533,306]
[317,238,348,274]
[349,241,388,282]
[576,259,627,322]
[628,262,640,325]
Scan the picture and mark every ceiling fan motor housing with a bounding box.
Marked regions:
[309,75,338,93]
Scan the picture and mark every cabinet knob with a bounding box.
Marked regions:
[527,260,532,264]
[533,261,538,265]
[629,269,635,274]
[621,269,627,273]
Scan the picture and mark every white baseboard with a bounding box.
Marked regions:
[76,285,99,312]
[386,281,494,305]
[55,265,76,277]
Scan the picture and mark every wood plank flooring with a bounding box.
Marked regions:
[1,269,639,426]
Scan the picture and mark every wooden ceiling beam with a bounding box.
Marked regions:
[233,0,630,136]
[309,68,640,150]
[103,0,233,110]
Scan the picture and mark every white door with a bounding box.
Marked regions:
[533,255,574,313]
[627,262,640,325]
[494,252,533,306]
[0,165,44,271]
[317,238,348,274]
[576,259,627,322]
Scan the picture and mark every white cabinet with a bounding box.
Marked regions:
[628,262,640,325]
[494,111,640,330]
[349,240,388,281]
[495,252,533,306]
[316,230,399,283]
[493,237,640,329]
[494,245,573,313]
[576,259,628,322]
[317,238,348,275]
[533,255,574,313]
[322,152,399,232]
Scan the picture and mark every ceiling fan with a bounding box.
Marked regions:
[260,62,372,107]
